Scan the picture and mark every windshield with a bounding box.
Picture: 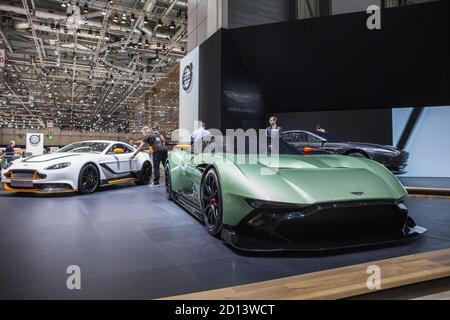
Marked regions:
[194,137,328,155]
[310,131,341,143]
[57,142,110,154]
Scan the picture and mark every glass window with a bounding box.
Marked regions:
[294,0,331,20]
[57,142,109,154]
[107,144,134,154]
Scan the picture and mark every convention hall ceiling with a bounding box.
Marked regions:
[0,0,187,132]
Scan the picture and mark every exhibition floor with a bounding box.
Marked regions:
[0,184,449,299]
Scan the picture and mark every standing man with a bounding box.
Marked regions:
[131,126,167,187]
[266,116,283,152]
[266,116,283,137]
[0,140,16,169]
[191,121,211,144]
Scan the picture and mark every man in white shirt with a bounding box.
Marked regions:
[191,121,211,144]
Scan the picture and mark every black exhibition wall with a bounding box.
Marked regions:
[198,0,450,133]
[277,109,393,145]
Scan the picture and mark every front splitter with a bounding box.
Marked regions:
[221,226,427,253]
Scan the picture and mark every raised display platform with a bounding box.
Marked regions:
[400,177,450,196]
[163,248,450,300]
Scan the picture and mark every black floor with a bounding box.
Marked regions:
[0,184,450,299]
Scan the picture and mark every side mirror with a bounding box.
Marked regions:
[113,148,125,154]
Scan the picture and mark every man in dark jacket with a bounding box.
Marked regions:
[266,116,283,137]
[1,140,16,169]
[266,116,283,152]
[131,127,167,187]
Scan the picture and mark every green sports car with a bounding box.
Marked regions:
[164,139,426,252]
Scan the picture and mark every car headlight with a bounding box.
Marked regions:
[45,162,71,170]
[245,198,299,209]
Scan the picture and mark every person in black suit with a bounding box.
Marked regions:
[266,116,283,137]
[266,116,282,152]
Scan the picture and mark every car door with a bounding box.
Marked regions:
[99,144,134,178]
[170,147,193,195]
[283,132,310,152]
[112,144,137,174]
[305,132,325,150]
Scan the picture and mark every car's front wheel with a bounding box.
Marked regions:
[201,169,223,237]
[136,162,152,185]
[78,164,99,195]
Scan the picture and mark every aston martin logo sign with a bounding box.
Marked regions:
[182,63,193,92]
[224,91,261,104]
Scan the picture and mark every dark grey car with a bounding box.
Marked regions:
[281,130,409,174]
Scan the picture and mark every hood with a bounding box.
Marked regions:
[21,153,83,163]
[232,154,407,205]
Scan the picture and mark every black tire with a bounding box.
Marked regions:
[348,151,368,159]
[165,164,173,200]
[78,163,99,195]
[136,162,152,185]
[201,169,223,237]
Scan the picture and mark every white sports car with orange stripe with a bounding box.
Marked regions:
[1,140,152,194]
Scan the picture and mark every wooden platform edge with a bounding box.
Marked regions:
[160,248,450,300]
[406,187,450,197]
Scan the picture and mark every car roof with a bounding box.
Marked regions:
[72,140,119,144]
[283,130,313,134]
